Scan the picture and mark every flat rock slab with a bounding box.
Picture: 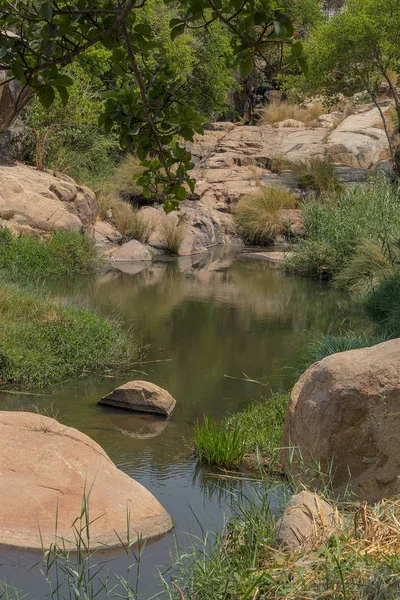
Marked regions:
[99,380,176,416]
[0,411,172,549]
[246,251,293,263]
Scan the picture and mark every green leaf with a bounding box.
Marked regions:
[239,53,254,78]
[41,2,53,20]
[134,23,152,38]
[52,74,74,87]
[56,86,69,106]
[298,57,309,76]
[169,18,182,27]
[137,146,148,161]
[11,62,25,83]
[171,23,185,40]
[170,185,187,200]
[291,40,303,58]
[37,85,55,109]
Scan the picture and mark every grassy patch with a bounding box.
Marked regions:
[234,186,296,245]
[288,157,340,193]
[286,178,400,284]
[97,194,155,243]
[364,274,400,338]
[0,228,97,280]
[0,282,138,389]
[297,332,385,373]
[194,416,246,468]
[260,100,326,126]
[161,219,186,255]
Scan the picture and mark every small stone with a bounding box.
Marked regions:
[99,380,176,416]
[109,239,153,262]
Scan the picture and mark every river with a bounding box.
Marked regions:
[0,249,369,598]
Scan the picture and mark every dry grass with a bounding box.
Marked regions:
[260,101,327,126]
[97,193,155,242]
[234,185,296,245]
[108,154,144,201]
[161,219,186,255]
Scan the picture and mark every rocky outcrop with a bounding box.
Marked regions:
[191,103,393,217]
[275,491,342,551]
[99,380,176,416]
[0,163,97,235]
[281,339,400,503]
[0,411,172,549]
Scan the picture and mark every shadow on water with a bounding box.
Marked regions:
[0,249,370,597]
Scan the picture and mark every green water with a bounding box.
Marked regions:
[0,249,369,597]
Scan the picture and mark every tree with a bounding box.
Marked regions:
[304,0,400,167]
[0,0,305,210]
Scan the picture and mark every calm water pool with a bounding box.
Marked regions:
[0,249,368,597]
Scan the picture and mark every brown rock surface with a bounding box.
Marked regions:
[0,411,172,549]
[275,491,342,551]
[108,239,153,262]
[281,339,400,503]
[0,163,97,234]
[99,380,176,416]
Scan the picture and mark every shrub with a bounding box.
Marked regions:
[260,100,326,126]
[298,331,385,373]
[364,275,400,337]
[234,186,296,245]
[161,219,186,255]
[0,228,97,280]
[194,416,246,468]
[108,154,144,203]
[286,178,400,280]
[288,157,340,193]
[0,282,138,389]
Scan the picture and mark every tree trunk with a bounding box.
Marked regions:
[0,71,32,133]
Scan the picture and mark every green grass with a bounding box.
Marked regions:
[364,274,400,337]
[288,157,340,193]
[194,416,246,468]
[0,228,97,280]
[297,331,386,373]
[234,186,296,245]
[0,282,138,389]
[286,177,400,283]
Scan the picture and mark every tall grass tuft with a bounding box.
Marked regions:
[97,194,154,243]
[0,228,97,280]
[161,219,186,255]
[288,157,340,193]
[194,416,246,468]
[234,186,296,245]
[365,274,400,338]
[260,100,326,126]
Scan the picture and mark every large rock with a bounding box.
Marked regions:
[0,163,97,234]
[108,239,153,262]
[275,491,342,551]
[281,339,400,503]
[99,380,176,416]
[0,411,172,549]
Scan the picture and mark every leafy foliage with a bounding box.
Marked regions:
[0,0,305,209]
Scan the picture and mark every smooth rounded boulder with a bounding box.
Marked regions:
[281,339,400,503]
[99,380,176,416]
[0,411,172,549]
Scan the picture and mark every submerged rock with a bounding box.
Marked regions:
[0,411,172,549]
[99,380,176,416]
[281,339,400,503]
[275,491,342,552]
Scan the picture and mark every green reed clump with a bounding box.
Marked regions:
[0,228,97,280]
[364,274,400,337]
[297,331,386,373]
[225,393,289,459]
[289,157,340,193]
[0,282,138,389]
[286,177,400,285]
[194,416,246,468]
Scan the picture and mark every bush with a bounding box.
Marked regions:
[97,194,154,242]
[234,186,296,245]
[364,275,400,337]
[0,282,138,389]
[0,229,97,280]
[286,178,400,281]
[194,416,246,468]
[260,100,326,126]
[107,154,144,203]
